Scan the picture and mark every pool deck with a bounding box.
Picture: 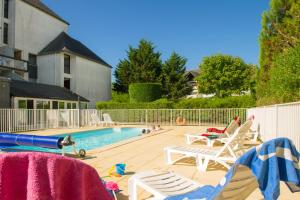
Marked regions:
[21,125,300,199]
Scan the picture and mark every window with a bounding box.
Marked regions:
[80,102,88,109]
[28,54,37,79]
[36,101,43,109]
[44,101,50,109]
[59,102,65,109]
[28,54,37,65]
[4,0,9,18]
[64,78,70,89]
[52,101,58,109]
[14,51,22,60]
[67,102,72,109]
[3,23,8,44]
[72,103,77,109]
[64,54,70,74]
[17,99,33,109]
[36,100,50,109]
[18,100,27,109]
[27,100,34,109]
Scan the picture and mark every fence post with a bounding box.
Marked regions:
[145,110,148,127]
[8,109,11,133]
[77,109,80,128]
[170,109,172,126]
[198,109,201,126]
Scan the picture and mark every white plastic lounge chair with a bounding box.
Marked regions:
[59,111,69,127]
[90,113,104,126]
[129,138,300,200]
[165,120,253,171]
[185,119,239,146]
[128,166,256,200]
[102,113,116,126]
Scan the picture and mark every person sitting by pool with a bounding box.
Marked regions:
[142,128,151,134]
[155,125,162,131]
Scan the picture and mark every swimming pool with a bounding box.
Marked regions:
[5,127,142,153]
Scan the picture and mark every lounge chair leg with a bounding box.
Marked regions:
[128,178,138,200]
[165,149,173,165]
[207,140,215,147]
[186,136,193,145]
[252,131,259,142]
[196,156,209,171]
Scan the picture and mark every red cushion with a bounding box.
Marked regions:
[207,127,226,134]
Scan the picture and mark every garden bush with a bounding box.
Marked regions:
[96,98,173,109]
[257,44,300,106]
[129,83,162,102]
[174,95,255,109]
[96,95,255,109]
[111,91,130,103]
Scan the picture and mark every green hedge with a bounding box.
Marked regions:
[129,83,162,102]
[96,95,256,109]
[96,98,173,109]
[111,91,130,103]
[174,96,256,109]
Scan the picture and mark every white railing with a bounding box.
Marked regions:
[100,109,247,126]
[247,101,300,150]
[0,54,27,71]
[0,108,247,133]
[0,109,80,133]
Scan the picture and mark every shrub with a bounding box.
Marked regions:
[174,95,256,109]
[129,83,162,102]
[111,91,130,103]
[266,44,300,104]
[96,96,255,109]
[96,98,173,109]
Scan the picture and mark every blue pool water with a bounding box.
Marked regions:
[5,128,142,153]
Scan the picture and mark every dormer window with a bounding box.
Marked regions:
[64,54,70,74]
[4,0,9,18]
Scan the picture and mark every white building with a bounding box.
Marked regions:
[0,0,111,109]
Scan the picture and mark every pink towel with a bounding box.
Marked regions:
[0,152,113,200]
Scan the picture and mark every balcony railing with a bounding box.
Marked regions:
[0,54,27,71]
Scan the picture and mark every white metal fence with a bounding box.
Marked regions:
[1,104,300,148]
[247,101,300,150]
[0,108,247,133]
[0,109,80,133]
[101,109,246,126]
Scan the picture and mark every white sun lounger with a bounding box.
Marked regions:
[90,113,104,126]
[165,120,253,171]
[128,165,257,200]
[185,119,239,146]
[59,110,70,127]
[102,113,116,126]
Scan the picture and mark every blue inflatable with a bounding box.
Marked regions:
[0,133,64,149]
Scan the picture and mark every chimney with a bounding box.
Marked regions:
[0,77,11,108]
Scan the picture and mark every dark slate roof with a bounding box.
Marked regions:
[10,80,89,102]
[39,32,111,68]
[185,69,200,81]
[21,0,69,25]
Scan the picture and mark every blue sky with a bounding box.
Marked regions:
[43,0,269,73]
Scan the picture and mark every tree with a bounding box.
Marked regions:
[160,52,192,99]
[265,44,300,104]
[257,0,300,98]
[113,39,162,92]
[197,54,256,98]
